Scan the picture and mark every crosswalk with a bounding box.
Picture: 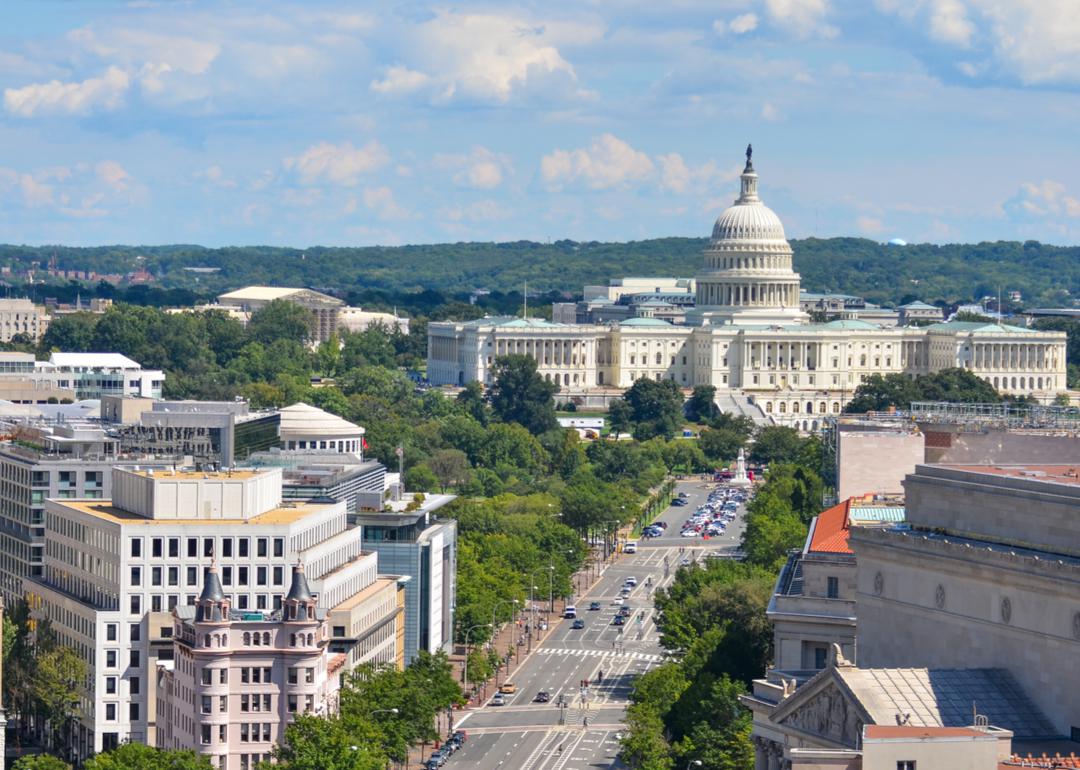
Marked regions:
[536,647,666,663]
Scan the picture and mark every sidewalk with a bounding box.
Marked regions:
[406,550,625,767]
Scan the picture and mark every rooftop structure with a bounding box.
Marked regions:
[278,403,365,457]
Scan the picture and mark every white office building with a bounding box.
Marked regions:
[25,466,381,759]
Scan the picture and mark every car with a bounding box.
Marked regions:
[672,498,688,506]
[500,682,517,694]
[490,693,506,706]
[589,601,602,611]
[612,596,624,605]
[617,606,632,617]
[563,606,577,619]
[625,576,638,586]
[613,615,626,625]
[424,759,440,770]
[681,557,692,566]
[450,731,467,746]
[534,691,551,703]
[620,586,632,597]
[623,541,638,553]
[681,529,699,537]
[678,491,689,498]
[572,619,585,629]
[656,521,668,529]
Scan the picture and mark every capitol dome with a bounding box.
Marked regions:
[711,200,787,242]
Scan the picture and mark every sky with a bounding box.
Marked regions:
[1,0,1079,248]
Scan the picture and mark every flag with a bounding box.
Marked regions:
[362,437,369,450]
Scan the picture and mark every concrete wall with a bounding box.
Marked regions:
[862,734,999,770]
[837,431,924,500]
[921,424,1080,465]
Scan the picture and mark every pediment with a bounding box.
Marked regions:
[771,671,871,749]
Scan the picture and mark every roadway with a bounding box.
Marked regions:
[444,478,748,770]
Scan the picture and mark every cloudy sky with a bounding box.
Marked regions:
[1,0,1079,247]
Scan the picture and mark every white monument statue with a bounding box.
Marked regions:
[731,447,752,487]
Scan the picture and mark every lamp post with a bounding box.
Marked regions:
[548,564,556,613]
[527,583,538,652]
[490,598,519,683]
[462,623,491,688]
[370,708,400,717]
[686,760,703,770]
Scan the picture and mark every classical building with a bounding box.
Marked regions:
[217,287,344,344]
[277,403,366,457]
[745,462,1080,767]
[24,466,400,758]
[427,150,1068,426]
[156,563,345,770]
[0,298,49,342]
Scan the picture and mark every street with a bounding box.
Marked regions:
[444,478,747,770]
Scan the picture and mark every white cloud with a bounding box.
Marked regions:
[438,200,512,223]
[761,102,783,121]
[370,65,431,95]
[927,0,975,46]
[362,186,410,220]
[765,0,838,39]
[729,13,760,34]
[96,161,133,191]
[657,153,739,194]
[386,10,596,104]
[4,66,130,117]
[541,134,655,191]
[434,147,512,189]
[1007,180,1080,219]
[284,140,389,186]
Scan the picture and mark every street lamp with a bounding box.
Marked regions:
[462,623,492,687]
[370,708,400,717]
[686,761,703,769]
[548,564,556,613]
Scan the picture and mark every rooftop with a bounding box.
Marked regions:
[864,725,992,740]
[949,464,1080,488]
[46,352,144,369]
[53,498,331,526]
[127,468,261,480]
[278,402,364,438]
[218,286,341,304]
[806,497,907,554]
[926,321,1037,334]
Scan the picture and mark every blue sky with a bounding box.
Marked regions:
[1,0,1078,248]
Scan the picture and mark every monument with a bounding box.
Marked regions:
[731,447,752,487]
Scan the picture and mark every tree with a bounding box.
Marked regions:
[85,744,213,770]
[698,429,745,464]
[747,426,804,466]
[32,646,87,750]
[247,299,313,344]
[456,380,489,425]
[267,714,384,770]
[916,367,1000,403]
[618,379,685,440]
[427,449,471,492]
[844,373,923,413]
[12,756,71,770]
[489,355,558,434]
[684,385,718,423]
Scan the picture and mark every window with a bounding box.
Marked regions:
[827,576,839,599]
[202,695,212,714]
[305,668,314,684]
[333,626,345,637]
[201,725,212,745]
[222,566,232,585]
[130,538,142,558]
[168,538,179,558]
[187,538,198,558]
[130,566,142,586]
[130,676,140,695]
[239,538,249,557]
[273,566,283,586]
[202,669,213,685]
[106,703,117,721]
[129,623,141,642]
[814,647,827,669]
[151,567,162,586]
[130,595,141,615]
[257,538,268,558]
[106,650,117,668]
[187,567,198,586]
[273,537,284,558]
[239,567,249,586]
[168,567,178,586]
[257,567,267,586]
[204,537,214,558]
[130,650,140,667]
[106,623,118,642]
[106,677,117,694]
[288,667,298,685]
[897,763,916,770]
[241,694,250,712]
[222,538,233,558]
[129,703,140,722]
[287,695,297,713]
[152,538,163,558]
[220,669,228,684]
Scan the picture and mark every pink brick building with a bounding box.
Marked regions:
[156,561,344,770]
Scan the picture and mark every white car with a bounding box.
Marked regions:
[681,529,699,538]
[625,577,638,587]
[612,596,625,605]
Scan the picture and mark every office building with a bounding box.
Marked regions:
[244,451,386,514]
[156,563,343,770]
[24,466,395,758]
[0,298,50,342]
[357,496,456,664]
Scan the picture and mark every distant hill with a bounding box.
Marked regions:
[1,237,1077,307]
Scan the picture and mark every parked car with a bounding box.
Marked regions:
[451,731,468,746]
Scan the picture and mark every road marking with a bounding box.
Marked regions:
[536,648,664,662]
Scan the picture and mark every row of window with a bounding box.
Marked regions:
[130,564,285,590]
[130,536,285,560]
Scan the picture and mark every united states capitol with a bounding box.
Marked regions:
[428,148,1067,425]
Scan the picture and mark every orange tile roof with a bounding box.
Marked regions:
[808,499,852,554]
[865,725,988,739]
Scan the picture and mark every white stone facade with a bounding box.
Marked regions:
[427,154,1068,425]
[23,466,389,760]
